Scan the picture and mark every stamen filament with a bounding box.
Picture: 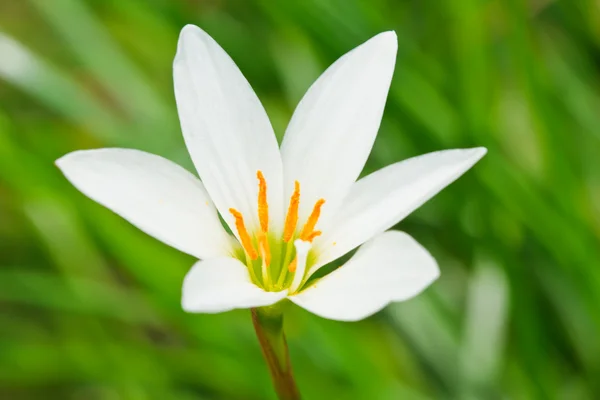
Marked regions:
[283,181,300,242]
[229,208,258,260]
[258,233,271,267]
[276,239,295,289]
[261,258,270,287]
[288,257,297,272]
[289,240,311,293]
[257,171,269,233]
[299,199,325,241]
[257,232,272,287]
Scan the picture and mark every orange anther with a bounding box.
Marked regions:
[305,230,322,242]
[283,181,301,242]
[299,199,325,241]
[257,171,269,233]
[229,208,258,260]
[288,257,297,273]
[258,232,271,267]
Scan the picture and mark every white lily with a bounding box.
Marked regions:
[57,25,486,321]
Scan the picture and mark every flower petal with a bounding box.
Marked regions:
[173,25,284,234]
[313,147,486,271]
[182,257,287,313]
[56,148,232,259]
[290,231,439,321]
[280,31,397,226]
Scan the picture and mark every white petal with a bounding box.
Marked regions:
[173,25,284,234]
[182,257,287,313]
[314,147,486,271]
[280,31,397,226]
[290,231,439,321]
[56,148,231,259]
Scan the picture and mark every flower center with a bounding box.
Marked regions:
[228,170,325,292]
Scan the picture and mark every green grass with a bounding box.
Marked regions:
[1,0,599,398]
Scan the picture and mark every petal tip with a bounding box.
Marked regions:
[474,146,488,155]
[55,150,84,171]
[181,23,199,31]
[54,154,67,169]
[176,24,210,62]
[470,146,488,161]
[351,31,398,61]
[369,30,398,52]
[179,24,202,39]
[379,30,398,41]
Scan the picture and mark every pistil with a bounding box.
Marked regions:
[258,232,271,287]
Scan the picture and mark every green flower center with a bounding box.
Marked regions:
[229,170,324,292]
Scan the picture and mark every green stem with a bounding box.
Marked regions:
[251,306,300,400]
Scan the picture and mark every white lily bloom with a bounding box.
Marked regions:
[57,25,486,321]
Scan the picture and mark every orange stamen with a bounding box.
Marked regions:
[288,257,297,272]
[258,232,271,267]
[257,171,269,233]
[283,181,301,242]
[305,230,322,242]
[229,208,258,260]
[299,199,325,241]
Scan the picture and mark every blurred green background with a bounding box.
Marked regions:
[1,0,600,399]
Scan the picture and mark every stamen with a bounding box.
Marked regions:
[288,257,297,272]
[256,171,269,233]
[299,199,325,241]
[258,232,271,267]
[259,233,271,287]
[229,208,258,260]
[283,181,300,242]
[289,239,311,293]
[305,230,322,242]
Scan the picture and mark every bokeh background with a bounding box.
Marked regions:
[1,0,599,399]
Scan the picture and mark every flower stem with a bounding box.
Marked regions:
[251,306,300,400]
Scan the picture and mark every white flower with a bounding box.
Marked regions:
[56,25,486,321]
